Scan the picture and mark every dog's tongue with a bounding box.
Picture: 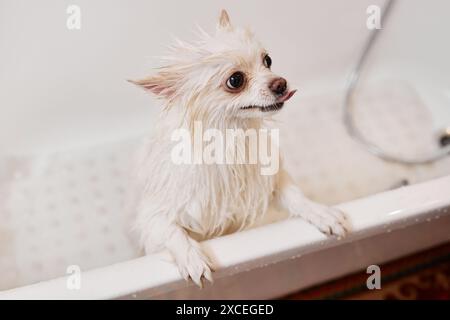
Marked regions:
[278,90,297,103]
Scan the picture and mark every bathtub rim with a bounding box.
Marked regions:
[0,174,450,299]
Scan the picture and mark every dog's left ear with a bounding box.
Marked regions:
[128,73,177,99]
[217,9,232,31]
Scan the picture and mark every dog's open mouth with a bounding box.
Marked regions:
[240,102,285,112]
[240,89,297,112]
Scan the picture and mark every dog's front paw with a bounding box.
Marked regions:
[301,204,350,238]
[172,244,214,288]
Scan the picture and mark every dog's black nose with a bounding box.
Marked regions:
[269,77,287,95]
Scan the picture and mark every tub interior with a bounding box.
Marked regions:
[1,79,450,291]
[1,0,450,293]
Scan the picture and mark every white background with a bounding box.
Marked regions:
[1,0,449,154]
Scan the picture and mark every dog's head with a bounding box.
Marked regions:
[131,10,296,121]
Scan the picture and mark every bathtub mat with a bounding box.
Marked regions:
[279,81,450,204]
[0,142,140,290]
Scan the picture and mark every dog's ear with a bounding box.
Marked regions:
[217,9,232,31]
[128,73,177,98]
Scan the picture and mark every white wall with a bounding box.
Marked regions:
[1,0,449,154]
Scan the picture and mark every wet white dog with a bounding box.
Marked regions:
[130,10,348,287]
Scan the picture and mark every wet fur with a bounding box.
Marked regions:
[130,10,349,287]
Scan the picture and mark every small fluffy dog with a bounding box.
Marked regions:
[130,10,348,287]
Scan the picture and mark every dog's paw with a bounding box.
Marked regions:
[172,244,214,288]
[301,204,350,238]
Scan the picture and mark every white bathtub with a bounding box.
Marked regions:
[1,177,450,299]
[1,0,450,299]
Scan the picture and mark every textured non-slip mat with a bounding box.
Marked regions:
[279,81,450,204]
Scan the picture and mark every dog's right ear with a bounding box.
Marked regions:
[128,73,177,99]
[217,9,232,31]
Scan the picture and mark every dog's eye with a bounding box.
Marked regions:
[226,72,245,90]
[263,54,272,68]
